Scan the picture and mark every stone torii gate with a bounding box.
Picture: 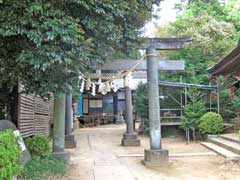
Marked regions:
[95,57,185,147]
[97,37,192,166]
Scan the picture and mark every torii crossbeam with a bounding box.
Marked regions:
[94,58,185,71]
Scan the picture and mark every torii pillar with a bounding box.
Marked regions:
[52,92,70,161]
[122,75,140,146]
[65,83,77,148]
[142,37,192,166]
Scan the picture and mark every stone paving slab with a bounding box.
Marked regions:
[64,125,240,180]
[209,137,240,154]
[94,165,135,180]
[201,142,240,160]
[117,152,216,157]
[220,133,239,143]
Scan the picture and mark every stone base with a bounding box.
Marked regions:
[121,133,140,146]
[65,134,77,148]
[142,149,169,166]
[116,115,125,124]
[52,151,70,161]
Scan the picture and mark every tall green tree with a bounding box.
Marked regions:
[0,0,157,97]
[156,0,240,121]
[156,0,239,84]
[0,0,159,117]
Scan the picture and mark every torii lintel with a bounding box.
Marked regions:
[140,37,192,50]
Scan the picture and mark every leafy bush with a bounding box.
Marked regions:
[25,136,50,157]
[134,82,149,131]
[0,129,23,180]
[19,155,66,180]
[199,112,224,134]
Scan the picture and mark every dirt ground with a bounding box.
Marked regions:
[58,124,240,180]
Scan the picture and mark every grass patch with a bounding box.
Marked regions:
[18,155,66,180]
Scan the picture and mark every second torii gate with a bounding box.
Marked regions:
[94,58,185,147]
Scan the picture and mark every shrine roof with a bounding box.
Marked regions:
[207,45,240,76]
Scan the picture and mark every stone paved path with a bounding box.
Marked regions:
[63,124,240,180]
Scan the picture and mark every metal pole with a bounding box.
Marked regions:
[210,92,212,112]
[146,47,161,150]
[180,92,183,118]
[217,89,220,114]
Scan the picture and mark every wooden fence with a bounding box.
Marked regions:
[17,93,54,138]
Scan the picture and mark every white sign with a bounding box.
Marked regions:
[13,130,26,152]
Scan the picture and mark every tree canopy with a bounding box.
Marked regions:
[156,0,240,84]
[156,0,240,121]
[0,0,157,96]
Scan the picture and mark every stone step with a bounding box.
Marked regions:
[201,142,240,161]
[208,137,240,155]
[219,134,239,144]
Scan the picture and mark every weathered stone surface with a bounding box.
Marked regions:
[53,93,66,153]
[52,151,70,162]
[142,149,169,166]
[123,133,138,140]
[94,59,185,71]
[122,133,140,146]
[65,84,73,136]
[141,37,192,50]
[122,138,140,146]
[146,47,161,150]
[65,134,77,149]
[115,114,125,124]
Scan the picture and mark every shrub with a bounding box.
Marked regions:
[19,155,66,180]
[25,135,51,157]
[0,129,23,180]
[199,112,224,134]
[181,90,206,130]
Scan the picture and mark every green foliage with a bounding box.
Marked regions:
[181,89,206,131]
[199,112,224,134]
[0,0,156,99]
[0,129,23,180]
[25,136,51,157]
[134,82,148,119]
[19,155,66,180]
[156,0,240,125]
[156,0,240,84]
[216,76,240,122]
[134,82,149,130]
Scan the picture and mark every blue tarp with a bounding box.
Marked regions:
[78,93,83,116]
